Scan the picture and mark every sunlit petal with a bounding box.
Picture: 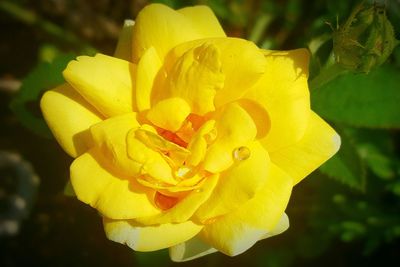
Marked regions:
[104,218,202,251]
[63,53,136,117]
[270,111,341,184]
[40,84,103,157]
[201,164,292,256]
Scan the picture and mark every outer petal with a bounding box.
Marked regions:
[136,47,162,111]
[103,218,202,252]
[200,164,293,256]
[178,6,226,38]
[63,53,136,117]
[169,214,288,262]
[168,38,266,107]
[203,103,257,173]
[131,4,201,62]
[270,111,341,185]
[135,175,218,225]
[195,142,270,222]
[114,20,135,61]
[70,148,160,219]
[259,213,289,240]
[169,235,217,262]
[244,49,310,152]
[40,84,103,157]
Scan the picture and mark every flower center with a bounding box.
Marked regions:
[158,128,188,147]
[233,146,251,161]
[157,113,207,148]
[154,191,179,210]
[174,166,192,179]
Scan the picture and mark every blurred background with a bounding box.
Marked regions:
[1,0,400,266]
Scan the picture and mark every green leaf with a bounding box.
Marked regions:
[248,14,273,44]
[10,53,75,138]
[359,143,396,180]
[311,65,400,129]
[319,128,367,191]
[351,129,398,180]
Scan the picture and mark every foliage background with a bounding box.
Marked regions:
[0,0,399,266]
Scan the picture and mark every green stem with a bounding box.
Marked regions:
[309,64,348,90]
[248,14,274,44]
[0,1,94,51]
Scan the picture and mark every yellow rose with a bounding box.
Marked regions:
[40,4,340,262]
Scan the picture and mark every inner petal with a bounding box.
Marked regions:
[147,97,191,132]
[186,120,217,166]
[136,170,205,195]
[203,103,258,173]
[126,128,177,185]
[152,42,224,115]
[135,128,190,166]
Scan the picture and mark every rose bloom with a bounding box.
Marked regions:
[41,4,340,262]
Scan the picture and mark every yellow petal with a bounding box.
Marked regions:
[195,142,270,222]
[136,174,202,193]
[186,120,216,166]
[133,128,190,169]
[131,4,201,62]
[90,113,144,177]
[169,235,217,262]
[244,49,311,152]
[155,42,224,115]
[200,164,293,256]
[70,149,160,219]
[63,53,136,117]
[136,47,162,111]
[259,213,289,240]
[213,39,266,106]
[178,6,226,38]
[104,218,202,252]
[126,128,176,185]
[114,20,135,61]
[203,103,257,173]
[186,137,207,166]
[91,117,178,185]
[147,97,191,132]
[40,84,103,157]
[135,174,218,225]
[270,111,341,185]
[237,99,271,138]
[168,38,266,107]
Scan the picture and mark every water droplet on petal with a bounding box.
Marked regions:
[175,166,191,178]
[233,146,251,161]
